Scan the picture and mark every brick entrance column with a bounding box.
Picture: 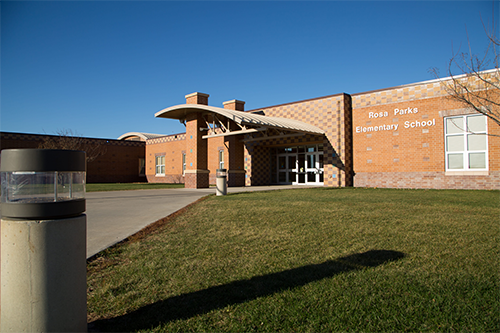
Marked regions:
[223,100,246,187]
[184,93,209,188]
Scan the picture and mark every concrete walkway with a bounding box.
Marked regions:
[86,185,318,258]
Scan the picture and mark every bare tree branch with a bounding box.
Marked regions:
[430,10,500,128]
[38,129,107,163]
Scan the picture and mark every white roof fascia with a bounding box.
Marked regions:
[118,132,167,140]
[155,104,325,136]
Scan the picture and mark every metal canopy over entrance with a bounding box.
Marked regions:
[155,104,325,141]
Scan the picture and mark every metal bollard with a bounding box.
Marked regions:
[216,169,227,196]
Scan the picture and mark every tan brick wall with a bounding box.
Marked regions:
[207,136,225,184]
[354,171,500,190]
[145,134,186,183]
[185,113,209,188]
[146,132,242,186]
[352,77,500,190]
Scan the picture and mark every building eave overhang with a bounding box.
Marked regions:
[118,132,166,141]
[155,104,325,137]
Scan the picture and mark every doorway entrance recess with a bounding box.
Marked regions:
[274,144,324,185]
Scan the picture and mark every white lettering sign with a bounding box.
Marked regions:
[404,119,436,128]
[356,124,399,133]
[394,107,418,115]
[356,107,438,137]
[369,111,389,119]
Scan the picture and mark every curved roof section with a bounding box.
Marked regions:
[118,132,167,141]
[155,104,324,135]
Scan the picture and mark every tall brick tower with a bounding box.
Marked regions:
[223,100,246,187]
[184,92,210,188]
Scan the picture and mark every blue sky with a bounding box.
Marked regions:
[1,1,497,139]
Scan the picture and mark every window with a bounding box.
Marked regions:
[155,155,165,175]
[182,153,186,175]
[139,158,145,176]
[445,115,488,171]
[219,150,224,169]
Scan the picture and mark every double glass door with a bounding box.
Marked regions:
[277,145,324,185]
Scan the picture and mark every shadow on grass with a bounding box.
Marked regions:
[89,249,405,332]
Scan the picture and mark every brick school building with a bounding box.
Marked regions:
[144,70,499,190]
[2,71,498,190]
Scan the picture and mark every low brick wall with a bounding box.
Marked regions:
[185,172,209,189]
[146,174,184,184]
[354,171,500,190]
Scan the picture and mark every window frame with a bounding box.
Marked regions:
[444,114,488,172]
[182,153,186,176]
[155,154,166,176]
[218,149,224,170]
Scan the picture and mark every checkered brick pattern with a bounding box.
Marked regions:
[146,133,186,145]
[352,72,498,109]
[1,132,145,147]
[1,132,45,142]
[353,82,448,109]
[245,146,271,186]
[244,140,256,186]
[244,93,353,187]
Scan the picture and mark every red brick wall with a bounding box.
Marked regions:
[87,143,145,183]
[0,132,146,183]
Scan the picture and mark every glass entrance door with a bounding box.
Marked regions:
[305,152,324,184]
[277,153,296,184]
[297,153,306,184]
[275,145,323,185]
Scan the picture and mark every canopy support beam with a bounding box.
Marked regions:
[202,127,267,139]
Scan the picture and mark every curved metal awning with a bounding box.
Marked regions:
[155,104,324,139]
[118,132,167,141]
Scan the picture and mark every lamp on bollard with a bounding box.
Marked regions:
[1,149,87,332]
[216,168,227,196]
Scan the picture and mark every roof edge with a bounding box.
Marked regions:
[118,132,167,141]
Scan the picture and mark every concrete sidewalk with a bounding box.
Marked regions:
[86,185,317,258]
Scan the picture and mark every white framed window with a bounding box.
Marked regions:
[182,153,186,175]
[445,115,488,171]
[218,150,224,169]
[155,155,165,175]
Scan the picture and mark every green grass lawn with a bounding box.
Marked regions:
[86,182,184,192]
[87,188,499,332]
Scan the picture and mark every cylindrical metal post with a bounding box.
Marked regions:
[216,169,227,196]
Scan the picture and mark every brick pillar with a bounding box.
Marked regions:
[222,99,245,111]
[186,92,209,105]
[223,100,246,187]
[323,93,352,187]
[184,93,210,188]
